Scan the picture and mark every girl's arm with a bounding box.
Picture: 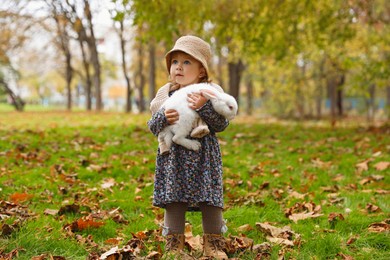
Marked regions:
[197,101,229,133]
[147,109,168,136]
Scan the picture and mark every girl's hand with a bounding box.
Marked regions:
[187,93,207,110]
[165,109,179,124]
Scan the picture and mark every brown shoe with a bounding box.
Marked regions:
[164,234,196,260]
[203,234,228,259]
[165,234,185,253]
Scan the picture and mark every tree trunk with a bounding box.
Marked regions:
[336,74,345,117]
[0,78,25,111]
[137,43,145,112]
[296,64,306,119]
[148,40,156,106]
[50,2,73,111]
[245,74,253,115]
[79,39,92,110]
[217,51,225,88]
[62,0,92,111]
[228,59,244,106]
[315,57,326,119]
[65,52,72,110]
[84,0,102,111]
[387,85,390,119]
[117,19,132,113]
[327,75,337,121]
[366,83,376,122]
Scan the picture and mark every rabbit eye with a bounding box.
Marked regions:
[229,106,233,110]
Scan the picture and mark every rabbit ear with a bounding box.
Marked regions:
[200,89,217,100]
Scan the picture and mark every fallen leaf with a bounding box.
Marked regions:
[288,191,307,200]
[236,224,253,232]
[328,212,345,229]
[77,217,105,230]
[145,251,161,259]
[184,223,202,252]
[374,161,389,171]
[105,238,122,245]
[366,203,381,213]
[312,158,332,169]
[355,159,372,172]
[10,193,33,203]
[346,235,359,245]
[267,236,294,246]
[252,242,272,255]
[336,252,355,260]
[368,219,390,233]
[58,204,80,215]
[328,212,345,222]
[226,235,254,252]
[288,212,324,223]
[44,209,59,216]
[101,178,116,189]
[256,222,300,247]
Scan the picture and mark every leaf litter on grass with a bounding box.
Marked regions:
[0,114,389,259]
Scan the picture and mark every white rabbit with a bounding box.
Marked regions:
[158,83,238,151]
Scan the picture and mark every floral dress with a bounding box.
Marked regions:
[147,93,229,211]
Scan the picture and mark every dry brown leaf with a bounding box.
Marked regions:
[284,201,322,218]
[256,222,300,247]
[336,252,355,260]
[236,224,253,232]
[346,235,359,245]
[58,204,80,215]
[355,158,372,172]
[105,238,122,245]
[312,158,332,169]
[44,209,59,216]
[328,212,345,222]
[227,235,254,251]
[366,203,381,213]
[374,161,389,171]
[184,223,203,252]
[76,217,105,230]
[101,178,116,189]
[288,191,307,200]
[267,236,294,246]
[9,192,33,203]
[145,251,161,259]
[252,242,272,255]
[368,219,390,233]
[288,212,324,223]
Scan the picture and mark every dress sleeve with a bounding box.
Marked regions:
[197,101,229,133]
[147,108,168,136]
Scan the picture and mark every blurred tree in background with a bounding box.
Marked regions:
[0,0,388,121]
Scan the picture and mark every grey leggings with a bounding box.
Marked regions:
[163,202,225,235]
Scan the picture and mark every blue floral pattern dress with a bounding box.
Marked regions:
[147,92,229,211]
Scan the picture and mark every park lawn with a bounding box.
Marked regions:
[0,112,389,259]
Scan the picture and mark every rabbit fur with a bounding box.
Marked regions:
[159,83,238,152]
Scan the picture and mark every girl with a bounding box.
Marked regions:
[148,35,231,259]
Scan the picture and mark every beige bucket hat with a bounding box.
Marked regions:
[165,35,211,78]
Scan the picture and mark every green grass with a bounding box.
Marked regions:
[0,112,389,259]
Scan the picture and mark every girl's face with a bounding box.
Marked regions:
[169,52,205,87]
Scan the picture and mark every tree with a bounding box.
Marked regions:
[46,1,74,110]
[111,0,133,112]
[0,0,34,111]
[52,0,102,111]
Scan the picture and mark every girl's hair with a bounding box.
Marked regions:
[199,72,211,84]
